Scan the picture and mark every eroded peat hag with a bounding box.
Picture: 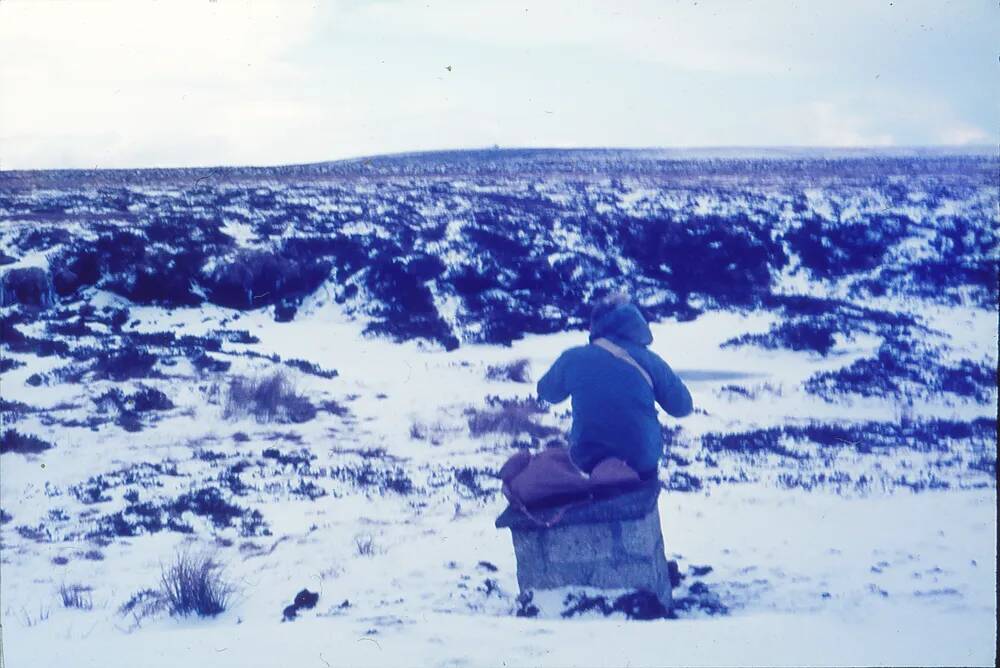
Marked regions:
[2,152,996,348]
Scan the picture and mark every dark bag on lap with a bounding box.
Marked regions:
[499,445,645,526]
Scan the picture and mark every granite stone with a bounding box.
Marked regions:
[499,485,672,609]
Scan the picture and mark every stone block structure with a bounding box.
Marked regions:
[1,267,55,309]
[496,480,672,609]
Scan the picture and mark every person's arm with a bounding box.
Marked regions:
[537,351,572,403]
[648,352,693,417]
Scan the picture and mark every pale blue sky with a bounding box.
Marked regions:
[1,0,995,169]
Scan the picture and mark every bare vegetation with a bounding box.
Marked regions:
[118,588,168,627]
[20,605,50,627]
[159,551,234,617]
[223,371,316,424]
[1,429,54,455]
[465,396,561,441]
[58,583,93,610]
[409,419,463,446]
[485,358,531,383]
[354,533,378,556]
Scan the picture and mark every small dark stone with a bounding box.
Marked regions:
[274,298,299,322]
[689,564,713,577]
[560,592,611,618]
[477,560,499,572]
[672,580,729,616]
[611,590,670,620]
[293,589,319,610]
[282,604,298,621]
[515,592,539,618]
[667,560,683,588]
[688,581,710,595]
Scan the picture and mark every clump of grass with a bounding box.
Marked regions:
[465,395,560,441]
[409,419,461,446]
[485,359,531,383]
[158,551,234,617]
[223,371,315,424]
[20,605,50,627]
[94,386,174,414]
[453,467,496,499]
[59,584,93,610]
[354,533,377,556]
[92,348,158,382]
[118,588,168,627]
[319,399,350,417]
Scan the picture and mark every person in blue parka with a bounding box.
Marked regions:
[536,293,693,479]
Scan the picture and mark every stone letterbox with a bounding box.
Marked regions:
[495,480,672,609]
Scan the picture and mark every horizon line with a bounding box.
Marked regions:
[2,144,997,175]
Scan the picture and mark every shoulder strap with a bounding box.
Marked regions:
[592,338,654,389]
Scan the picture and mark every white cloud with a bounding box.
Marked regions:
[801,101,895,148]
[938,124,990,146]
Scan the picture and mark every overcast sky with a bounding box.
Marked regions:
[1,0,995,170]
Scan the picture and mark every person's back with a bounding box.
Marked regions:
[536,295,693,477]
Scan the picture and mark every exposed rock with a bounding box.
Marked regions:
[282,588,319,621]
[293,589,319,609]
[1,267,55,308]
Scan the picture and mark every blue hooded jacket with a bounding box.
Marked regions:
[536,303,693,475]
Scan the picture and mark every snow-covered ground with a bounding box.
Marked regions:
[7,490,997,668]
[2,292,996,667]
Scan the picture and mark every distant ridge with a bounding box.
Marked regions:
[333,145,997,165]
[1,146,996,188]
